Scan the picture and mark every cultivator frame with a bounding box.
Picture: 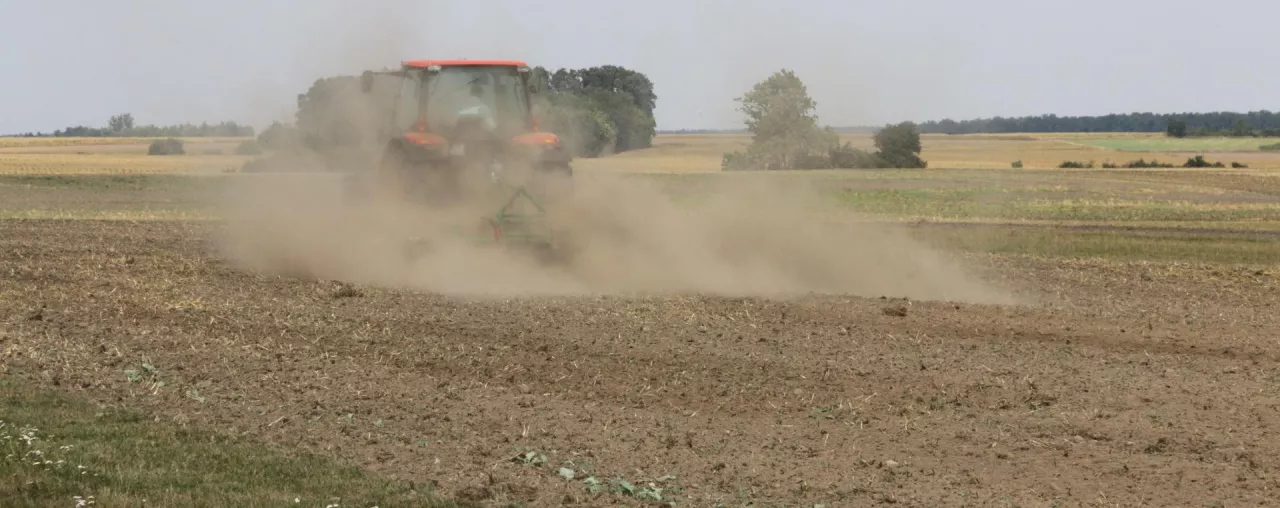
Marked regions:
[481,185,552,245]
[388,182,565,263]
[472,183,572,264]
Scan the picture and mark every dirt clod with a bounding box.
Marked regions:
[883,306,908,317]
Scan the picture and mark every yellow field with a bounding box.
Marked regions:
[0,137,253,174]
[3,133,1279,175]
[573,132,1280,173]
[0,152,249,175]
[0,136,251,149]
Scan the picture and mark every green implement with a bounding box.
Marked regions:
[480,185,553,246]
[472,184,573,265]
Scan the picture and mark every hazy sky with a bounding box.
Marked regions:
[2,0,1276,133]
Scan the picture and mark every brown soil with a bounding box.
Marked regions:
[3,217,1279,506]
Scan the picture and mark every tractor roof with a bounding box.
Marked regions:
[402,59,528,68]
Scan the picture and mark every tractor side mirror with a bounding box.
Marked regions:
[360,71,374,93]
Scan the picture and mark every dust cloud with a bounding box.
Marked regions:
[214,167,1017,305]
[201,1,1017,305]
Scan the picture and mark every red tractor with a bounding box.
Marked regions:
[352,59,573,205]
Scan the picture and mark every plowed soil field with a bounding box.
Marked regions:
[4,215,1278,507]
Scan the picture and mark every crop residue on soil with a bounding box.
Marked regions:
[215,171,1016,303]
[5,218,1279,507]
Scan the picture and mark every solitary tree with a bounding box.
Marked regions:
[727,69,836,170]
[1166,118,1187,138]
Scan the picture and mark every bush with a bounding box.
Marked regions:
[872,122,927,168]
[1101,161,1118,169]
[829,142,881,169]
[1059,160,1092,168]
[1183,155,1224,168]
[1123,158,1175,168]
[1232,162,1249,168]
[147,138,185,155]
[235,140,264,155]
[1011,160,1023,168]
[791,151,833,170]
[720,151,754,171]
[1260,143,1280,152]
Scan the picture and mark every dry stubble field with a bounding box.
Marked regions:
[3,134,1280,507]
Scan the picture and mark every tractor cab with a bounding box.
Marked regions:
[361,60,564,161]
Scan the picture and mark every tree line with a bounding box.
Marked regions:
[917,111,1280,137]
[14,113,255,138]
[1056,155,1249,169]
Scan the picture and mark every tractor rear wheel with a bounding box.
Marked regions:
[374,144,458,206]
[375,144,412,202]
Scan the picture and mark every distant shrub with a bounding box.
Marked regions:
[829,142,882,169]
[720,151,754,171]
[235,140,264,155]
[1101,161,1118,169]
[1123,158,1175,168]
[1058,160,1093,168]
[1011,160,1023,168]
[1232,161,1249,168]
[1260,143,1280,152]
[1183,155,1224,168]
[785,151,830,170]
[147,138,184,155]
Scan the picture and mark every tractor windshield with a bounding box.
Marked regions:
[419,66,531,138]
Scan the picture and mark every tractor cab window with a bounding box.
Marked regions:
[420,67,530,138]
[393,72,422,133]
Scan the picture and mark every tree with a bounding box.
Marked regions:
[530,65,658,156]
[726,69,837,170]
[1231,119,1252,137]
[257,122,303,151]
[293,76,386,153]
[873,122,926,168]
[577,65,658,118]
[533,92,618,157]
[1166,118,1187,138]
[583,89,655,152]
[108,113,135,133]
